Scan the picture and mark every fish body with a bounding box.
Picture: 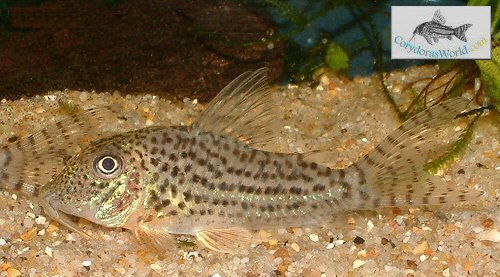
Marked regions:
[41,125,364,234]
[0,68,478,253]
[411,9,472,45]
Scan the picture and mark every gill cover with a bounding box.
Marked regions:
[95,175,142,227]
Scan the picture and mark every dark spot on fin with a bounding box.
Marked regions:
[0,105,121,196]
[350,98,480,208]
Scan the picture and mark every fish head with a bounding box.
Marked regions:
[39,132,146,228]
[413,23,426,36]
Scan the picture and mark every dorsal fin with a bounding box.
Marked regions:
[0,105,121,196]
[192,68,281,150]
[432,9,446,25]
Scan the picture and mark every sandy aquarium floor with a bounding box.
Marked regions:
[0,65,498,277]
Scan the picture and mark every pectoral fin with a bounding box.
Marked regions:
[195,227,252,254]
[424,35,433,45]
[135,221,178,252]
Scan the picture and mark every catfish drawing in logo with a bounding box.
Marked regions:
[410,9,472,45]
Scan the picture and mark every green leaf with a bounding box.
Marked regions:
[177,239,195,247]
[467,0,490,6]
[424,113,481,175]
[58,100,83,116]
[476,40,500,106]
[325,43,349,73]
[493,1,500,33]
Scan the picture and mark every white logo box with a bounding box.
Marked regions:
[391,6,491,60]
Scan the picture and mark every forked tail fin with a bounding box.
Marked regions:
[352,98,480,209]
[454,24,472,42]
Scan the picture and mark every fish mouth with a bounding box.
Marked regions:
[40,188,99,225]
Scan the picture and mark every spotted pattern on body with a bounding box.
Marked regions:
[111,126,360,232]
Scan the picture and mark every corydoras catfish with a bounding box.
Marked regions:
[0,68,479,253]
[411,9,472,45]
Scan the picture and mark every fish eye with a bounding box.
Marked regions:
[93,155,123,178]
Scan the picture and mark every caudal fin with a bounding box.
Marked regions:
[454,24,472,42]
[353,98,481,209]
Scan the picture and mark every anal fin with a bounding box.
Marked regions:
[195,227,252,254]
